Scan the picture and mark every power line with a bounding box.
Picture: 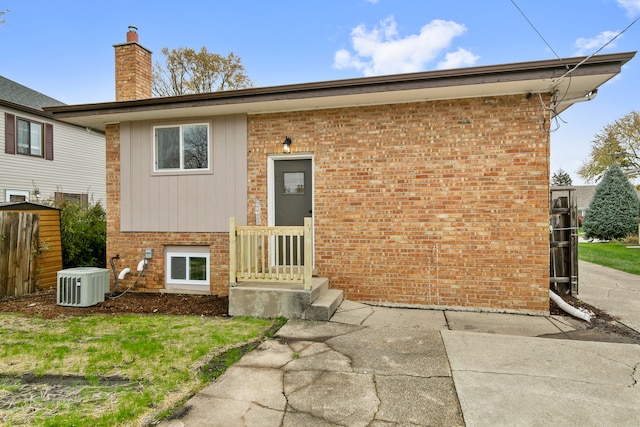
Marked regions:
[510,0,564,63]
[547,14,640,89]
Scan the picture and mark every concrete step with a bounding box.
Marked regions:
[229,277,330,319]
[305,288,344,321]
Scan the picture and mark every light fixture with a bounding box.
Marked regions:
[283,136,292,154]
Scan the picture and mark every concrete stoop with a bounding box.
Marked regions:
[229,277,344,321]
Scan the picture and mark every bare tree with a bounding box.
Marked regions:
[0,8,8,25]
[152,46,253,97]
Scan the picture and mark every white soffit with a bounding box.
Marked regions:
[55,70,615,131]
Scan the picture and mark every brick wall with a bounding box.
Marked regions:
[105,94,551,312]
[114,42,152,101]
[247,95,551,313]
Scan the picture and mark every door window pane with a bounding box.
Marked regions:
[283,172,305,194]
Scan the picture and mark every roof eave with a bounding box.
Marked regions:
[45,51,636,130]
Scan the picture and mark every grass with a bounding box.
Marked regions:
[579,241,640,275]
[0,314,283,426]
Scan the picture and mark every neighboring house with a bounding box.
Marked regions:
[569,185,639,218]
[0,76,106,205]
[47,28,635,315]
[574,185,598,218]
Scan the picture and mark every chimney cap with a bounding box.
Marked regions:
[126,26,139,43]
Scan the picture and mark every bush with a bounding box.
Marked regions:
[58,200,106,268]
[583,165,640,241]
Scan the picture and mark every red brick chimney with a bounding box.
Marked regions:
[113,26,152,101]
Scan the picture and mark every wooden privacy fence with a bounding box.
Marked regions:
[0,212,40,297]
[229,217,313,290]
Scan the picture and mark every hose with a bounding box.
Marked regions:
[109,254,120,294]
[549,290,592,322]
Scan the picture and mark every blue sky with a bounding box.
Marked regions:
[1,0,639,184]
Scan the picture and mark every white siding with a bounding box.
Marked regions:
[0,106,106,204]
[120,114,247,232]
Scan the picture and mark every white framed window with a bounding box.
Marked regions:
[17,118,43,157]
[5,189,29,202]
[154,123,210,172]
[165,246,210,288]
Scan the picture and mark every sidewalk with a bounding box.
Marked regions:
[161,268,640,426]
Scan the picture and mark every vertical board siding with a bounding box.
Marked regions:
[0,107,106,204]
[120,115,248,232]
[0,212,40,297]
[0,208,62,289]
[33,209,63,289]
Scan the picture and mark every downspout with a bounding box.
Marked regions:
[550,290,592,322]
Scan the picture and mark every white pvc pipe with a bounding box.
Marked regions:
[117,267,131,280]
[550,290,592,322]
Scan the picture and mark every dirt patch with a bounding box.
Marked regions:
[0,291,228,319]
[550,293,640,345]
[1,290,638,344]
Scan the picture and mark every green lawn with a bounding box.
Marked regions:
[0,314,282,426]
[579,242,640,275]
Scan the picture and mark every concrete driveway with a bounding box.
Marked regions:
[578,260,640,333]
[161,263,640,426]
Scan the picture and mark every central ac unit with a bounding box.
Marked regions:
[57,267,110,307]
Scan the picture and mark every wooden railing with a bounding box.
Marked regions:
[229,217,313,290]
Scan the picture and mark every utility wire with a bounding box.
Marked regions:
[510,0,564,63]
[544,14,640,91]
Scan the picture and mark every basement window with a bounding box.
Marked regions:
[165,246,210,289]
[6,189,29,202]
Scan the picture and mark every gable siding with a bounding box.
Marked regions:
[120,114,247,232]
[0,107,106,204]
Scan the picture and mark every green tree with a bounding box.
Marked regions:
[578,111,640,183]
[551,168,573,186]
[58,200,106,268]
[583,165,640,241]
[152,46,253,96]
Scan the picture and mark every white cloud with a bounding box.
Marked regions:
[574,31,619,55]
[437,48,480,69]
[617,0,640,16]
[333,16,477,76]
